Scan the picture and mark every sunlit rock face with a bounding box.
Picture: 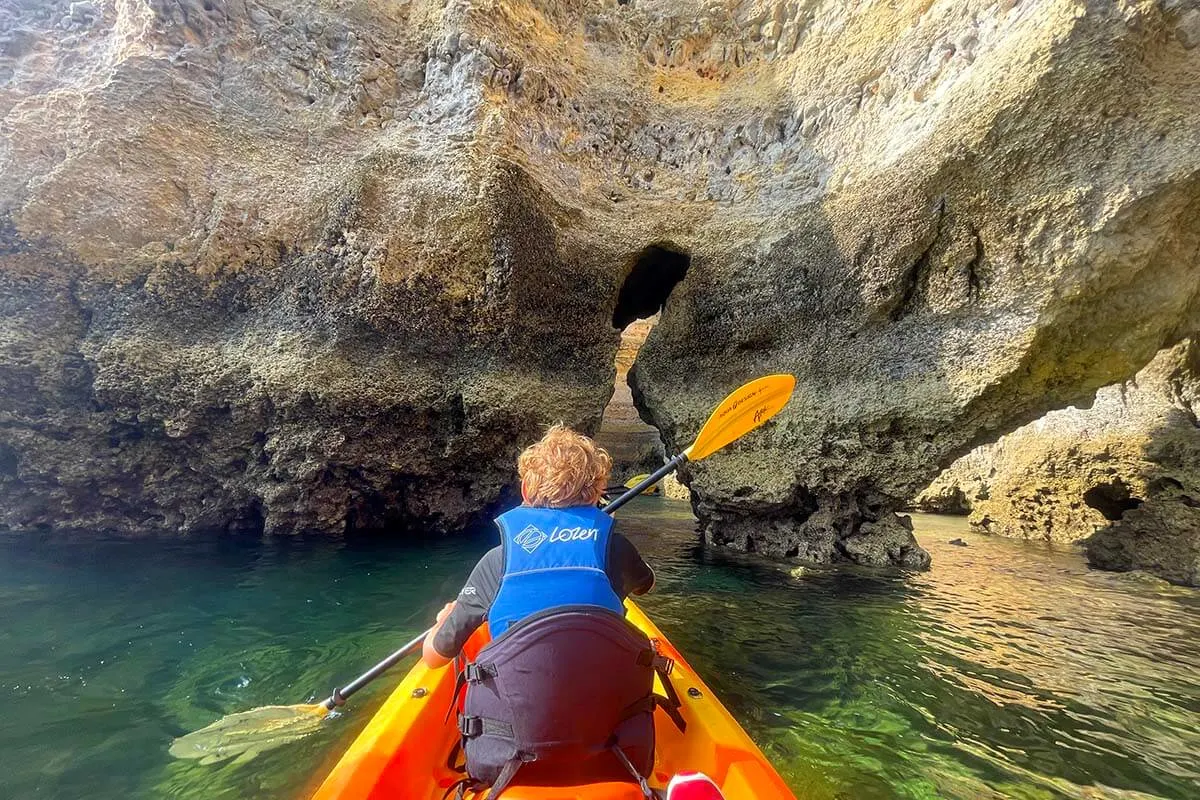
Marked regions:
[626,0,1200,568]
[0,0,621,535]
[915,342,1200,586]
[2,1,1199,567]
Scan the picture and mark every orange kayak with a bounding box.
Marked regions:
[311,601,796,799]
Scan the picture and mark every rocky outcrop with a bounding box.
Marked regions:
[915,342,1200,586]
[2,1,1200,570]
[0,0,621,535]
[629,0,1200,568]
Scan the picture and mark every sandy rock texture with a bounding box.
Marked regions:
[2,1,1200,569]
[0,0,621,535]
[915,342,1200,586]
[629,0,1200,568]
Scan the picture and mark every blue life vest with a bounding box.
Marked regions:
[488,505,623,637]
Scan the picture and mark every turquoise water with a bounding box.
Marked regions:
[0,501,1197,799]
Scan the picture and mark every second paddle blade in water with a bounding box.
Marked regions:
[169,703,331,765]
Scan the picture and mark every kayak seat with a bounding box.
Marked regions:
[465,782,650,800]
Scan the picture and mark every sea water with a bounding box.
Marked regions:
[0,501,1196,799]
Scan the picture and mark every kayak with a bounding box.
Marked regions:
[311,601,796,799]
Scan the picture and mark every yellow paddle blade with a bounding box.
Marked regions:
[683,374,796,461]
[623,474,659,494]
[169,703,330,765]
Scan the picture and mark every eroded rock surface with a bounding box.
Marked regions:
[915,342,1200,586]
[2,1,1199,570]
[0,0,622,535]
[628,0,1200,568]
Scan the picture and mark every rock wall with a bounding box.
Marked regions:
[915,341,1200,586]
[0,0,622,536]
[2,1,1200,570]
[629,0,1200,568]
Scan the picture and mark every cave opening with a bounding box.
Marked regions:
[596,244,691,487]
[611,244,690,329]
[1083,480,1144,521]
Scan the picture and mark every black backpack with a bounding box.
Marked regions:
[448,607,684,799]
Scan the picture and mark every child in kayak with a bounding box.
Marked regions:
[422,424,655,669]
[422,424,675,798]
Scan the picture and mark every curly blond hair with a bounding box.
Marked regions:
[518,424,613,508]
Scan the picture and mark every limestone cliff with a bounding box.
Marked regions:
[915,342,1200,586]
[1,1,1199,571]
[0,0,620,535]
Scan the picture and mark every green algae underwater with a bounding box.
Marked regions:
[1,501,1197,800]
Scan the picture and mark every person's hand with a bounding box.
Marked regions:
[436,601,455,624]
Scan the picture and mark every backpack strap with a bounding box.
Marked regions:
[446,737,466,775]
[457,713,514,740]
[442,777,476,800]
[482,751,537,800]
[445,661,499,723]
[654,666,686,733]
[609,741,655,799]
[635,647,686,733]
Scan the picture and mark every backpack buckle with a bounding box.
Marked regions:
[637,648,674,675]
[463,662,495,683]
[457,714,482,738]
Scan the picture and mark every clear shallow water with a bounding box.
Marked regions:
[0,501,1197,800]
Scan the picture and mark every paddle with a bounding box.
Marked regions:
[604,373,796,513]
[170,373,796,763]
[169,629,430,764]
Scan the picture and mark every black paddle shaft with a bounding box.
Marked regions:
[603,453,688,515]
[319,454,685,710]
[323,627,431,709]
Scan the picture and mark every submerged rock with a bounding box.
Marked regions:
[1,1,1198,572]
[916,342,1200,586]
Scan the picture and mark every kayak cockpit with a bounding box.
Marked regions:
[310,602,795,800]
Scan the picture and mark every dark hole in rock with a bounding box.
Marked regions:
[225,500,265,536]
[1083,480,1144,521]
[611,244,689,329]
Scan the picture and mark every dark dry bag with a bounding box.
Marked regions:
[452,608,680,799]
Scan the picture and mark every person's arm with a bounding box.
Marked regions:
[421,601,459,668]
[420,547,502,669]
[608,529,655,598]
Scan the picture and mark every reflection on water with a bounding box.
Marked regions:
[0,503,1197,799]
